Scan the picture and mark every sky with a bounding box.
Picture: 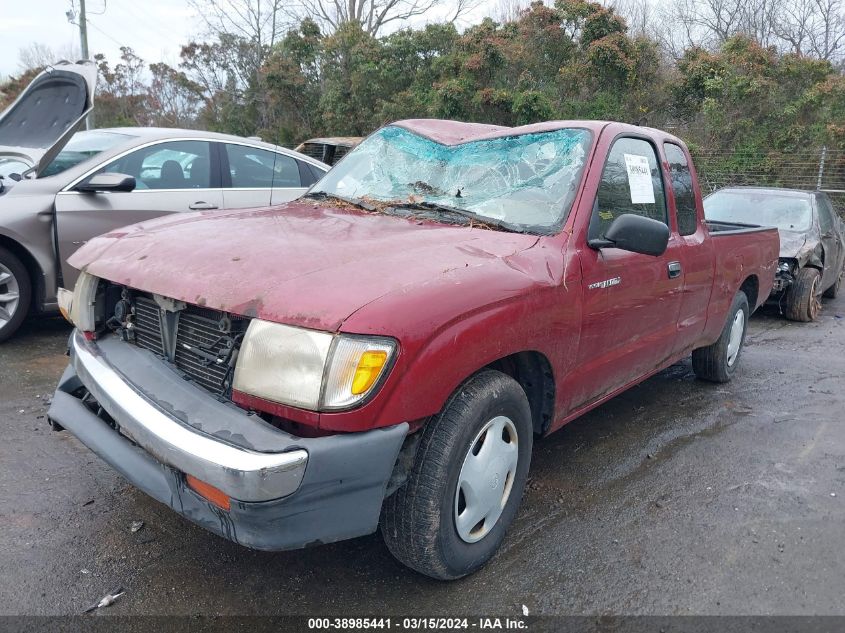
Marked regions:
[0,0,502,80]
[0,0,199,78]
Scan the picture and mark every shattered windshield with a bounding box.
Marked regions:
[310,125,592,233]
[704,190,814,232]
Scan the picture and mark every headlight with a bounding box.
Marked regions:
[232,319,397,411]
[778,261,792,273]
[65,272,99,331]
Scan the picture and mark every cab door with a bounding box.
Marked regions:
[55,139,222,288]
[663,142,714,355]
[568,136,684,409]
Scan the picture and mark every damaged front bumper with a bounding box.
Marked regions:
[48,330,408,550]
[770,259,798,295]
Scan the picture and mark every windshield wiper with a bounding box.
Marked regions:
[391,201,524,233]
[303,191,374,211]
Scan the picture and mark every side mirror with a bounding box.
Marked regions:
[77,172,136,193]
[588,213,670,257]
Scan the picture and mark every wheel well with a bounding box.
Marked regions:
[0,235,44,313]
[739,275,759,310]
[485,351,555,435]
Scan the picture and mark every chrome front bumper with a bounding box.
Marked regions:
[68,329,307,502]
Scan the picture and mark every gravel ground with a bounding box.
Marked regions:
[1,297,843,617]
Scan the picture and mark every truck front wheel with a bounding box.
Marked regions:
[692,290,749,383]
[381,369,533,580]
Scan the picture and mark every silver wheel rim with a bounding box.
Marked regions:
[0,263,20,329]
[454,415,519,544]
[726,308,745,367]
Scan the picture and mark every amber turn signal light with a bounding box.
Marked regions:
[186,475,231,511]
[351,350,389,395]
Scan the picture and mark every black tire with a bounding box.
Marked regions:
[785,267,821,322]
[692,291,749,383]
[0,246,31,343]
[381,369,533,580]
[822,266,842,299]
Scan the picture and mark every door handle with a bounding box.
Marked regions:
[668,261,682,279]
[189,201,218,210]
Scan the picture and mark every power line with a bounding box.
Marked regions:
[85,18,126,49]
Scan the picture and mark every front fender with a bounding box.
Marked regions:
[319,245,581,432]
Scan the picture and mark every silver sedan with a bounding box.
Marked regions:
[0,63,328,341]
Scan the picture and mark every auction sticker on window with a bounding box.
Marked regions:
[623,154,655,204]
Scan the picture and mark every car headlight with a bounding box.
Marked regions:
[62,272,99,331]
[778,261,792,273]
[232,319,397,411]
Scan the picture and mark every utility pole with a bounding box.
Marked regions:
[78,0,90,61]
[76,0,92,129]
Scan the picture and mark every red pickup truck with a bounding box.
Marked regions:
[49,120,778,579]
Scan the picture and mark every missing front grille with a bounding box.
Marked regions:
[110,287,250,399]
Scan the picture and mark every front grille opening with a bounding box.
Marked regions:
[114,288,250,399]
[133,296,164,355]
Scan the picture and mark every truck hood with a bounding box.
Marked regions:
[0,61,96,177]
[69,201,541,331]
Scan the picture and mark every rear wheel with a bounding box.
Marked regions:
[785,267,821,322]
[692,291,749,383]
[381,370,532,580]
[822,266,842,299]
[0,247,31,343]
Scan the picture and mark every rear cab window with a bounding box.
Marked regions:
[589,137,667,240]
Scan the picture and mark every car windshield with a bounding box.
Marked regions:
[310,125,592,233]
[704,190,813,232]
[39,130,135,178]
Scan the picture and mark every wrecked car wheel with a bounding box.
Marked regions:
[0,247,31,343]
[381,369,532,580]
[785,267,822,322]
[692,290,749,383]
[822,267,842,299]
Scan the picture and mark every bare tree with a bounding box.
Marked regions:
[18,42,82,71]
[495,0,531,23]
[662,0,845,62]
[669,0,748,48]
[290,0,482,36]
[189,0,288,49]
[605,0,658,38]
[806,0,845,60]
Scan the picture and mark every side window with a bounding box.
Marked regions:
[225,144,301,188]
[589,137,667,240]
[817,196,834,233]
[97,140,211,190]
[664,143,698,236]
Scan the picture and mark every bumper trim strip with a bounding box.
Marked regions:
[69,330,308,502]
